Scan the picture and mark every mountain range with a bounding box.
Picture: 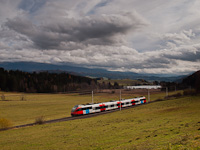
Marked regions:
[0,62,188,82]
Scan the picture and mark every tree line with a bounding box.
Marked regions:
[0,68,97,93]
[1,67,199,93]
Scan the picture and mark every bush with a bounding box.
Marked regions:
[171,92,182,98]
[175,92,182,97]
[111,90,115,94]
[20,95,26,101]
[165,92,182,100]
[1,94,5,101]
[183,89,197,96]
[35,116,45,125]
[0,118,12,129]
[155,98,163,101]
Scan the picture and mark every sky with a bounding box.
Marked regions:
[0,0,200,75]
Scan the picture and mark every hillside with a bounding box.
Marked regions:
[182,70,200,91]
[0,92,200,149]
[0,61,186,81]
[0,68,96,93]
[97,79,150,86]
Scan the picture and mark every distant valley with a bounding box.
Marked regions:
[0,61,188,82]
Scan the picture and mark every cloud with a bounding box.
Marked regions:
[0,0,21,23]
[0,0,200,75]
[0,42,199,74]
[163,29,195,46]
[157,29,200,62]
[5,10,148,50]
[163,44,200,62]
[18,0,47,13]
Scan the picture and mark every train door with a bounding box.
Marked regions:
[131,100,135,106]
[117,102,122,108]
[100,104,106,112]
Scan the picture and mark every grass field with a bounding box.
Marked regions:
[0,90,175,126]
[0,91,200,149]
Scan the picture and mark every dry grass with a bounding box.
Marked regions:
[0,90,183,126]
[0,93,200,149]
[0,118,12,129]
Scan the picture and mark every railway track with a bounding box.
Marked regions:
[1,100,160,131]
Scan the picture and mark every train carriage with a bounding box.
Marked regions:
[71,96,146,116]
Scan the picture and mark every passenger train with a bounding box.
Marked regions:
[71,96,146,116]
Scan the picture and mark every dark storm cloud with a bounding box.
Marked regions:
[5,18,35,36]
[5,12,147,50]
[5,17,64,49]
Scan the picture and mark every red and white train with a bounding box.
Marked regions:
[71,96,146,116]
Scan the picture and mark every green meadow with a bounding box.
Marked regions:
[0,91,200,149]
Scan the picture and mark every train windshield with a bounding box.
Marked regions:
[71,105,79,112]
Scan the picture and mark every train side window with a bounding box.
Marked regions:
[117,103,122,106]
[126,102,129,104]
[85,107,92,110]
[110,104,114,107]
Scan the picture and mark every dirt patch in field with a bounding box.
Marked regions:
[159,107,185,113]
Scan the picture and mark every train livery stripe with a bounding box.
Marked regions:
[86,109,90,114]
[75,110,83,115]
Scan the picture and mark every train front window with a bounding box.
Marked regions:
[71,105,79,112]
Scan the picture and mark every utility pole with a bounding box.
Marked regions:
[92,91,93,104]
[120,90,121,111]
[166,87,168,97]
[148,89,150,102]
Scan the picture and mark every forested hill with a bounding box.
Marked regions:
[0,68,97,93]
[182,70,200,91]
